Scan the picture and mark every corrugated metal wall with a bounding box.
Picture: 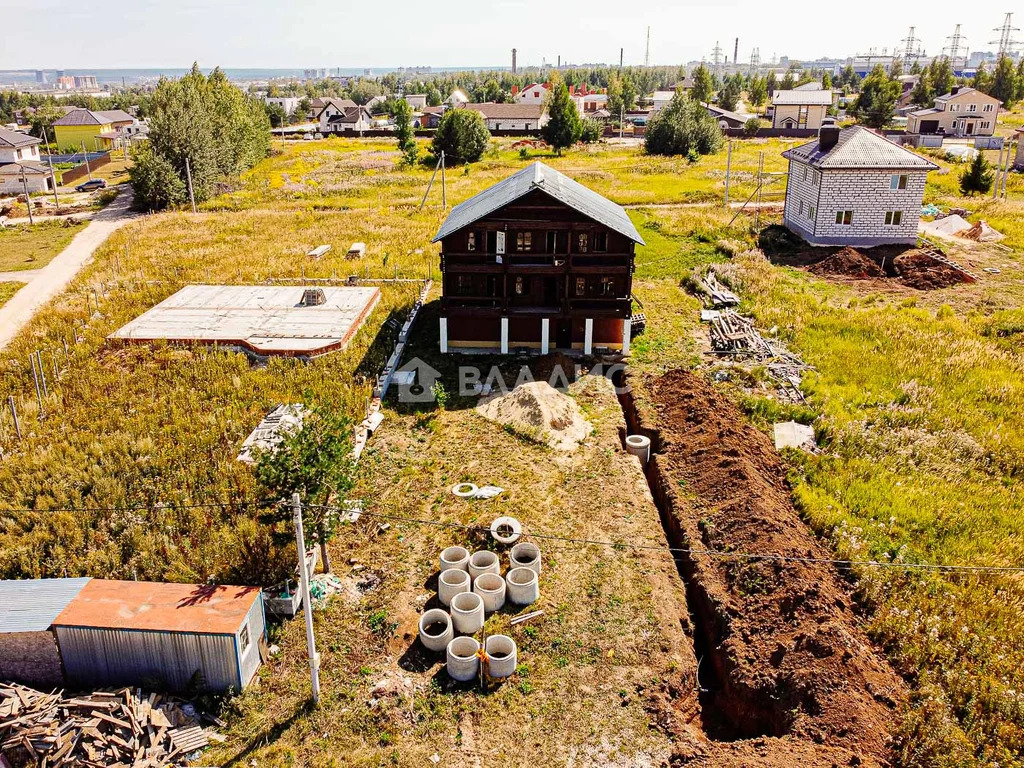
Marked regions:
[55,627,239,692]
[238,595,266,688]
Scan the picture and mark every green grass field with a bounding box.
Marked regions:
[0,282,24,308]
[0,219,84,272]
[0,136,1022,766]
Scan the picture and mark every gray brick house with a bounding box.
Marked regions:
[782,126,939,247]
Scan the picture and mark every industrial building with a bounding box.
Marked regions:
[0,578,265,693]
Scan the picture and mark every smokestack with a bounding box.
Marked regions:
[620,47,623,68]
[734,38,739,65]
[512,48,518,74]
[558,55,561,69]
[818,125,841,151]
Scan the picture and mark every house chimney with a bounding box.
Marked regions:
[951,85,960,95]
[569,84,575,95]
[819,125,841,151]
[511,85,519,95]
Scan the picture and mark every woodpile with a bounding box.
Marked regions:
[0,682,220,767]
[702,272,740,308]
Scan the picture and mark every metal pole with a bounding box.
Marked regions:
[993,144,1004,200]
[36,351,48,397]
[8,396,21,440]
[292,493,321,704]
[30,355,43,415]
[755,152,764,229]
[185,157,197,214]
[41,125,60,208]
[81,142,92,180]
[419,154,442,211]
[20,167,34,225]
[1001,141,1013,199]
[440,151,446,208]
[724,138,733,205]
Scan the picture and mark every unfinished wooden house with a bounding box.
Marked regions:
[432,162,644,354]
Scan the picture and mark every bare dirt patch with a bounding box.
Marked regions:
[892,251,973,290]
[809,246,885,279]
[624,368,906,764]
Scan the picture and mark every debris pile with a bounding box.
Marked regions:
[701,271,740,307]
[809,247,884,279]
[893,251,976,290]
[476,381,591,452]
[0,682,218,767]
[959,220,1005,243]
[706,310,810,402]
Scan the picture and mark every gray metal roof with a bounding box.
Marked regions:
[772,89,834,106]
[782,126,939,170]
[432,162,645,245]
[0,127,41,149]
[0,577,91,633]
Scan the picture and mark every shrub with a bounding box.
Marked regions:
[580,118,602,144]
[431,109,490,164]
[743,117,762,137]
[128,146,188,210]
[644,93,723,157]
[959,154,994,196]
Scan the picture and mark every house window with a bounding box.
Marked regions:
[467,232,476,251]
[546,231,558,252]
[516,232,532,251]
[812,171,819,187]
[599,277,615,296]
[575,277,586,296]
[578,233,589,252]
[798,200,804,216]
[885,211,903,226]
[802,166,808,181]
[593,232,607,252]
[808,205,816,220]
[515,276,525,295]
[239,624,251,653]
[981,121,991,130]
[890,174,908,190]
[949,104,959,112]
[967,104,977,112]
[835,210,853,225]
[984,104,994,112]
[456,275,474,295]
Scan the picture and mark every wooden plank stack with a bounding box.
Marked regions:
[0,682,214,767]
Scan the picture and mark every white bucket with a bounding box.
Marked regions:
[418,609,453,652]
[446,636,481,682]
[473,572,506,612]
[484,635,517,678]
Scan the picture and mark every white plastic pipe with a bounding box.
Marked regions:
[468,550,500,579]
[506,567,540,605]
[438,568,471,606]
[485,635,518,678]
[473,572,506,612]
[510,542,541,575]
[418,609,453,652]
[450,591,485,634]
[446,636,480,682]
[625,434,651,464]
[440,545,470,573]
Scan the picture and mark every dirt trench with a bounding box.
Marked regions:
[618,368,906,765]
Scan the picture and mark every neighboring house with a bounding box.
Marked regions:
[781,125,938,247]
[417,105,445,129]
[405,94,428,109]
[432,161,645,354]
[364,94,387,112]
[0,127,52,195]
[515,83,549,104]
[793,81,824,91]
[264,96,301,117]
[896,75,919,110]
[308,97,326,119]
[651,91,678,111]
[771,89,834,130]
[465,103,548,130]
[94,109,146,150]
[906,86,1001,137]
[705,104,753,129]
[316,98,371,133]
[447,89,470,106]
[579,93,607,112]
[52,108,112,151]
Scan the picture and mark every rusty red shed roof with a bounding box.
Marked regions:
[53,579,260,635]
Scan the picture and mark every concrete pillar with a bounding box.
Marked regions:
[500,317,509,354]
[540,319,550,355]
[583,318,593,355]
[439,317,448,354]
[621,318,631,355]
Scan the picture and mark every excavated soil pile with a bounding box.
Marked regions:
[893,251,973,290]
[809,247,885,279]
[634,370,905,764]
[476,380,591,451]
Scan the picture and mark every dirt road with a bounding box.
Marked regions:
[0,188,137,351]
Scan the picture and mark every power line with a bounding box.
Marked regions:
[309,505,1024,577]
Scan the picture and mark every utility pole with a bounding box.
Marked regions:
[644,26,651,68]
[20,167,34,225]
[80,142,92,181]
[292,493,321,704]
[994,144,1005,200]
[724,139,733,205]
[440,150,446,208]
[41,125,60,208]
[184,157,197,214]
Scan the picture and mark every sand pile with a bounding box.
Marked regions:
[476,381,592,451]
[809,247,884,279]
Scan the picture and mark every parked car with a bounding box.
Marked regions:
[75,179,107,192]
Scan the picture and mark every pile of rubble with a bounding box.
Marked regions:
[0,682,220,767]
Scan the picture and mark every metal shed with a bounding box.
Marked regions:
[52,580,265,693]
[0,578,90,688]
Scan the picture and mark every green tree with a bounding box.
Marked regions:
[718,75,742,111]
[691,63,714,103]
[989,55,1018,108]
[542,82,583,153]
[264,102,287,128]
[839,65,859,90]
[432,108,490,164]
[910,60,922,75]
[606,74,624,119]
[853,64,900,129]
[929,58,955,98]
[27,103,64,142]
[822,71,833,89]
[780,72,796,90]
[297,97,312,119]
[911,69,933,106]
[620,77,638,110]
[960,153,994,196]
[748,77,768,109]
[972,60,992,93]
[254,402,356,574]
[128,146,188,210]
[766,71,778,96]
[644,91,723,157]
[742,117,762,137]
[393,98,417,165]
[426,87,443,107]
[890,58,904,78]
[580,117,602,143]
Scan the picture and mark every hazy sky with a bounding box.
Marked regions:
[0,0,1004,69]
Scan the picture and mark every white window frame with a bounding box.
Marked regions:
[967,104,977,112]
[884,210,903,226]
[890,174,908,190]
[239,623,251,653]
[835,210,853,226]
[984,104,994,112]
